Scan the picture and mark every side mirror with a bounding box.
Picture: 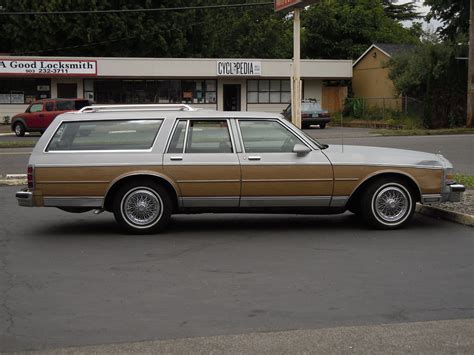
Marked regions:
[293,143,311,156]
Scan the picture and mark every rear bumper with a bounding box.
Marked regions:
[16,188,34,207]
[302,117,331,125]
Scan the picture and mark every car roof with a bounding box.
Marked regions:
[57,109,282,122]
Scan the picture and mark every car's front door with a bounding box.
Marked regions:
[163,119,241,208]
[237,119,333,208]
[25,102,45,129]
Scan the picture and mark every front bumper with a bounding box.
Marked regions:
[16,188,34,207]
[443,184,466,202]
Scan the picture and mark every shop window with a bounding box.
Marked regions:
[0,78,50,104]
[90,79,217,105]
[247,79,291,104]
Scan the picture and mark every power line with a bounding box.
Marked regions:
[0,2,273,16]
[14,22,206,55]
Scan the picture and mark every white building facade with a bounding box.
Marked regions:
[0,56,352,117]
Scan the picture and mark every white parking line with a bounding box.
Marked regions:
[0,132,14,136]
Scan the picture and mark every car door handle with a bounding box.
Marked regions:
[248,156,261,161]
[170,156,183,161]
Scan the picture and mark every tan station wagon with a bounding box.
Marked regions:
[16,104,465,234]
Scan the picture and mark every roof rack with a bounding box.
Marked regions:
[78,104,195,113]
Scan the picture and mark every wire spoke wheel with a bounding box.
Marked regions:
[373,186,409,224]
[121,188,162,227]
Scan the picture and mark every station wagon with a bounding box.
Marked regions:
[16,104,465,234]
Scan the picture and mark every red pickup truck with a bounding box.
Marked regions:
[11,98,91,137]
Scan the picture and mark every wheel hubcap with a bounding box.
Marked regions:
[122,189,162,226]
[15,125,21,134]
[374,186,409,223]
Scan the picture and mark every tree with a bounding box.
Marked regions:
[381,0,421,21]
[301,0,421,60]
[0,0,292,58]
[388,40,468,128]
[424,0,469,39]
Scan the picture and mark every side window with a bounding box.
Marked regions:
[167,120,187,153]
[46,119,162,151]
[239,120,306,153]
[186,120,233,153]
[29,103,43,113]
[56,100,75,111]
[45,102,54,111]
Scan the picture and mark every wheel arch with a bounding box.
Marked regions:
[11,117,28,131]
[346,170,422,210]
[103,171,180,212]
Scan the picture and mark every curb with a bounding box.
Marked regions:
[0,174,27,186]
[416,204,474,227]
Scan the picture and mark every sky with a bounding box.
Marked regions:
[397,0,443,31]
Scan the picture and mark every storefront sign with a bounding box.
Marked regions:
[217,61,261,76]
[0,59,97,76]
[274,0,318,12]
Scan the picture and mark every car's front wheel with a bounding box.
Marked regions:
[361,178,415,229]
[113,181,172,234]
[14,122,26,137]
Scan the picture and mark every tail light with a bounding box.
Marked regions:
[319,112,330,118]
[301,113,311,118]
[27,165,35,190]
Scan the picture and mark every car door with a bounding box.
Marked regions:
[25,102,45,129]
[237,119,333,208]
[163,118,241,208]
[42,100,56,128]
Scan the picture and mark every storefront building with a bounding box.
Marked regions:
[0,56,352,117]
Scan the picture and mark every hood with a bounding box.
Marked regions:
[323,145,451,169]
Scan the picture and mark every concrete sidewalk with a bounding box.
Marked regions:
[24,318,474,354]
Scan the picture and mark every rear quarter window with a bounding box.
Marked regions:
[46,119,163,151]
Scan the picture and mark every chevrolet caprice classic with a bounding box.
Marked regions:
[16,104,465,234]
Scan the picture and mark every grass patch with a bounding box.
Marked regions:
[371,128,474,136]
[454,174,474,189]
[0,141,36,149]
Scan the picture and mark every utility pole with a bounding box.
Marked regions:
[292,7,302,129]
[468,0,474,127]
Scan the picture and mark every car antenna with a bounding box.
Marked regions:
[340,110,344,153]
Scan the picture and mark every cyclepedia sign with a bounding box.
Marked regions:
[216,60,261,76]
[0,59,97,76]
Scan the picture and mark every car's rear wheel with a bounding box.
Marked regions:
[113,181,172,234]
[361,178,415,229]
[14,122,26,137]
[319,123,326,129]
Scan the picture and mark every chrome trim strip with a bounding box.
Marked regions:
[330,196,349,207]
[335,178,359,181]
[421,194,442,204]
[240,196,331,207]
[332,163,444,170]
[177,179,240,183]
[43,196,104,207]
[242,178,332,182]
[182,196,239,208]
[38,180,109,184]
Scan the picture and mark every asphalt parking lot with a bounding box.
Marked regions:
[1,185,473,352]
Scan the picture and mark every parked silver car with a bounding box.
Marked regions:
[16,104,464,234]
[282,99,331,129]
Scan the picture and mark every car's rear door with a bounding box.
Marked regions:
[236,119,333,208]
[163,118,241,208]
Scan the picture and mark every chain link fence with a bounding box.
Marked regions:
[342,97,424,127]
